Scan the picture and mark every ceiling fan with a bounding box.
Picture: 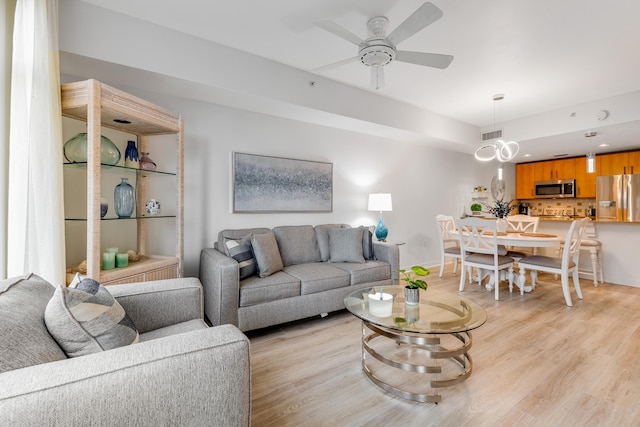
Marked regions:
[314,2,454,90]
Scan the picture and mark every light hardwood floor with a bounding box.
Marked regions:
[247,267,640,427]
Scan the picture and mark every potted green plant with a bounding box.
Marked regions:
[398,266,429,305]
[470,203,483,216]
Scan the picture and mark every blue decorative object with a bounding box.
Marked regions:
[100,197,108,218]
[368,193,392,242]
[375,213,388,241]
[114,178,135,218]
[124,140,139,168]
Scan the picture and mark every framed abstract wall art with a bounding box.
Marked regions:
[233,152,333,212]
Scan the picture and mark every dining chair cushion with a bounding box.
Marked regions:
[519,255,576,270]
[466,254,514,265]
[444,246,461,255]
[579,239,602,247]
[506,250,529,259]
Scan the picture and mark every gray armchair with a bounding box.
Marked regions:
[0,274,251,426]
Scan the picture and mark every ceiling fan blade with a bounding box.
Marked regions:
[315,20,363,46]
[370,65,385,90]
[311,56,358,73]
[396,50,453,69]
[387,2,443,46]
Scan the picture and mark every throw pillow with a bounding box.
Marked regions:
[224,236,257,279]
[314,224,343,262]
[272,225,322,266]
[44,274,139,358]
[251,231,284,278]
[361,226,375,260]
[329,227,365,263]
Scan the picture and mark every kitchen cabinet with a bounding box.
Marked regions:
[516,162,536,199]
[574,156,597,198]
[534,158,575,181]
[598,151,640,176]
[61,79,184,284]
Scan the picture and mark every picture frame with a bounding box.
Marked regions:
[233,152,333,212]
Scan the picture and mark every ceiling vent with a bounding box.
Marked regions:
[481,129,502,141]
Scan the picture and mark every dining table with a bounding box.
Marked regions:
[454,229,562,294]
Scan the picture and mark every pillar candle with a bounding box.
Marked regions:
[115,252,129,268]
[102,252,116,270]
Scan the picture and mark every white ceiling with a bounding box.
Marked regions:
[78,0,640,162]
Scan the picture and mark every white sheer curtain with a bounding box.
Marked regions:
[7,0,65,284]
[1,0,18,279]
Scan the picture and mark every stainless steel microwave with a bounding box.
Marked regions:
[534,180,575,198]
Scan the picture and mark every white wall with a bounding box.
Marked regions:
[57,0,514,278]
[134,91,509,276]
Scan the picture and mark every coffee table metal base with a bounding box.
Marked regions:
[361,321,473,403]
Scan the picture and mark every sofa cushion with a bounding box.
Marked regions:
[329,227,365,263]
[314,224,345,262]
[224,236,257,279]
[251,231,284,278]
[0,274,67,373]
[218,227,271,254]
[272,225,322,266]
[239,271,301,306]
[139,319,209,342]
[44,276,139,358]
[332,260,392,285]
[284,263,351,295]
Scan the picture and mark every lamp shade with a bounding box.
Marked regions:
[368,193,392,212]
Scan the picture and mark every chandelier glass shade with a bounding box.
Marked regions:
[474,139,520,162]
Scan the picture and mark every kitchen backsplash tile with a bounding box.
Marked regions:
[519,198,596,216]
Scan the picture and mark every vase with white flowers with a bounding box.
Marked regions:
[483,199,516,232]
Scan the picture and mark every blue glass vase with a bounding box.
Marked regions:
[124,140,139,168]
[114,178,135,218]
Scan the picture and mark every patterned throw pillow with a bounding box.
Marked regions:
[44,274,139,358]
[224,236,257,279]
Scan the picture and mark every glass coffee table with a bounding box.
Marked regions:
[344,286,487,403]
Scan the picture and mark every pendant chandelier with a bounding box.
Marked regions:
[585,131,597,173]
[475,94,519,162]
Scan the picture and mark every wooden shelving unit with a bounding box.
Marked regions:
[61,79,183,285]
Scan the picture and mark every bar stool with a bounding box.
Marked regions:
[557,220,603,286]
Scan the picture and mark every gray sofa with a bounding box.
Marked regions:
[0,273,250,427]
[199,224,400,332]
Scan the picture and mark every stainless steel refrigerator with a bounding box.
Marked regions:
[596,174,640,222]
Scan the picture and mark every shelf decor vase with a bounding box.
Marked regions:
[124,140,139,168]
[63,132,121,165]
[404,286,420,305]
[139,152,157,171]
[100,196,108,218]
[114,178,135,218]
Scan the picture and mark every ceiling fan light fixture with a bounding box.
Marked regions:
[314,2,453,90]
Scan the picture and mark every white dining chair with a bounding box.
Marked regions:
[504,214,540,258]
[556,219,603,286]
[435,215,463,278]
[517,217,589,307]
[455,217,514,301]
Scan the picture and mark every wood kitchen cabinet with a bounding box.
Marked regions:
[516,162,536,199]
[598,151,640,176]
[534,158,575,181]
[574,156,597,198]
